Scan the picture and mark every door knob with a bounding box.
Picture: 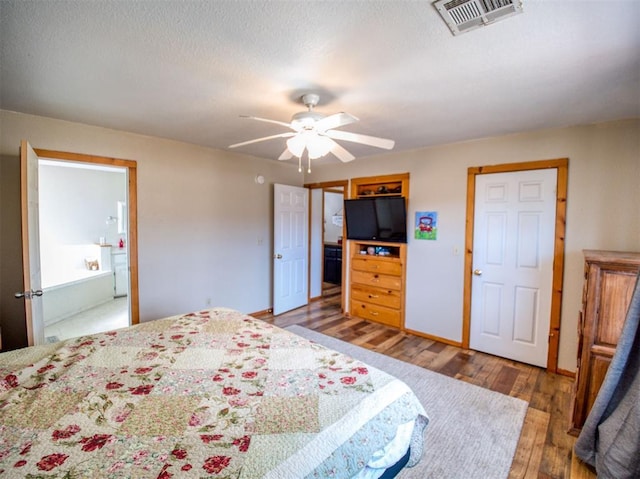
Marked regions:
[473,269,483,276]
[274,254,282,259]
[14,289,43,299]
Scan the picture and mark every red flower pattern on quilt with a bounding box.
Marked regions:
[3,374,18,389]
[232,435,251,452]
[37,364,55,374]
[129,384,154,395]
[157,463,173,479]
[202,455,231,474]
[36,453,69,471]
[80,434,113,452]
[0,309,392,478]
[200,434,224,444]
[52,425,80,441]
[171,448,187,460]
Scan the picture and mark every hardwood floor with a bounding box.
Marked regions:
[254,286,597,479]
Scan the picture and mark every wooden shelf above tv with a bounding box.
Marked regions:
[350,173,410,199]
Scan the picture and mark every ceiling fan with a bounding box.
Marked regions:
[229,94,395,168]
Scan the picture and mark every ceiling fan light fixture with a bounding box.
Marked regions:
[286,131,333,160]
[307,134,333,159]
[286,134,306,157]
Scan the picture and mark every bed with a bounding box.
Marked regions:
[0,308,428,478]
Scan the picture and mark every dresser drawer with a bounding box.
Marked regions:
[351,270,402,290]
[352,257,402,276]
[351,284,401,309]
[351,300,401,327]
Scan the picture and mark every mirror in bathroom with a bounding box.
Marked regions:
[117,201,127,234]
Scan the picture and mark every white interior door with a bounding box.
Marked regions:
[273,184,308,315]
[470,168,557,367]
[19,140,45,346]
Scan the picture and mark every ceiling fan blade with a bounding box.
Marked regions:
[328,139,355,163]
[239,115,293,129]
[315,112,359,132]
[325,129,395,150]
[278,148,294,161]
[229,132,295,148]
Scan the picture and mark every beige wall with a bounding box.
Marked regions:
[0,110,303,327]
[2,109,638,371]
[306,119,640,372]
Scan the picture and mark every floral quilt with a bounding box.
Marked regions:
[0,308,427,478]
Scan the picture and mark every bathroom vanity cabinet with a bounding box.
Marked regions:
[111,249,128,297]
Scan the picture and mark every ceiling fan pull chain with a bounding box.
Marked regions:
[307,153,311,174]
[298,154,302,173]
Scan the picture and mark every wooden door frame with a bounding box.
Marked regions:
[33,148,140,326]
[462,158,568,372]
[304,179,348,310]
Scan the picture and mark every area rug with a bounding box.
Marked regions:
[286,325,528,479]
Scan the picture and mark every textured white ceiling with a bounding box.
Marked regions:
[1,1,639,165]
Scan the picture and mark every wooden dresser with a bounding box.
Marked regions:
[348,173,409,329]
[568,249,640,435]
[350,242,406,328]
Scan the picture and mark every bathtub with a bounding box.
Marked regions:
[41,244,115,325]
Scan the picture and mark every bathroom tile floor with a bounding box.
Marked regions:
[44,297,130,342]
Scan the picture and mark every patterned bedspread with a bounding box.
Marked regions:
[0,308,427,478]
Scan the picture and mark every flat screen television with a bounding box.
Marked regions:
[343,196,407,243]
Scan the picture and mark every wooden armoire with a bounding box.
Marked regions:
[347,173,409,330]
[568,249,640,435]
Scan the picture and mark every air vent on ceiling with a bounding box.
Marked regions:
[434,0,523,36]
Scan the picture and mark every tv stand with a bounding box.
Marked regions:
[349,240,406,328]
[348,173,409,329]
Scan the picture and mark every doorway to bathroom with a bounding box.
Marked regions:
[18,145,139,344]
[39,158,131,342]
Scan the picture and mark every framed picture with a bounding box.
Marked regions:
[415,211,438,240]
